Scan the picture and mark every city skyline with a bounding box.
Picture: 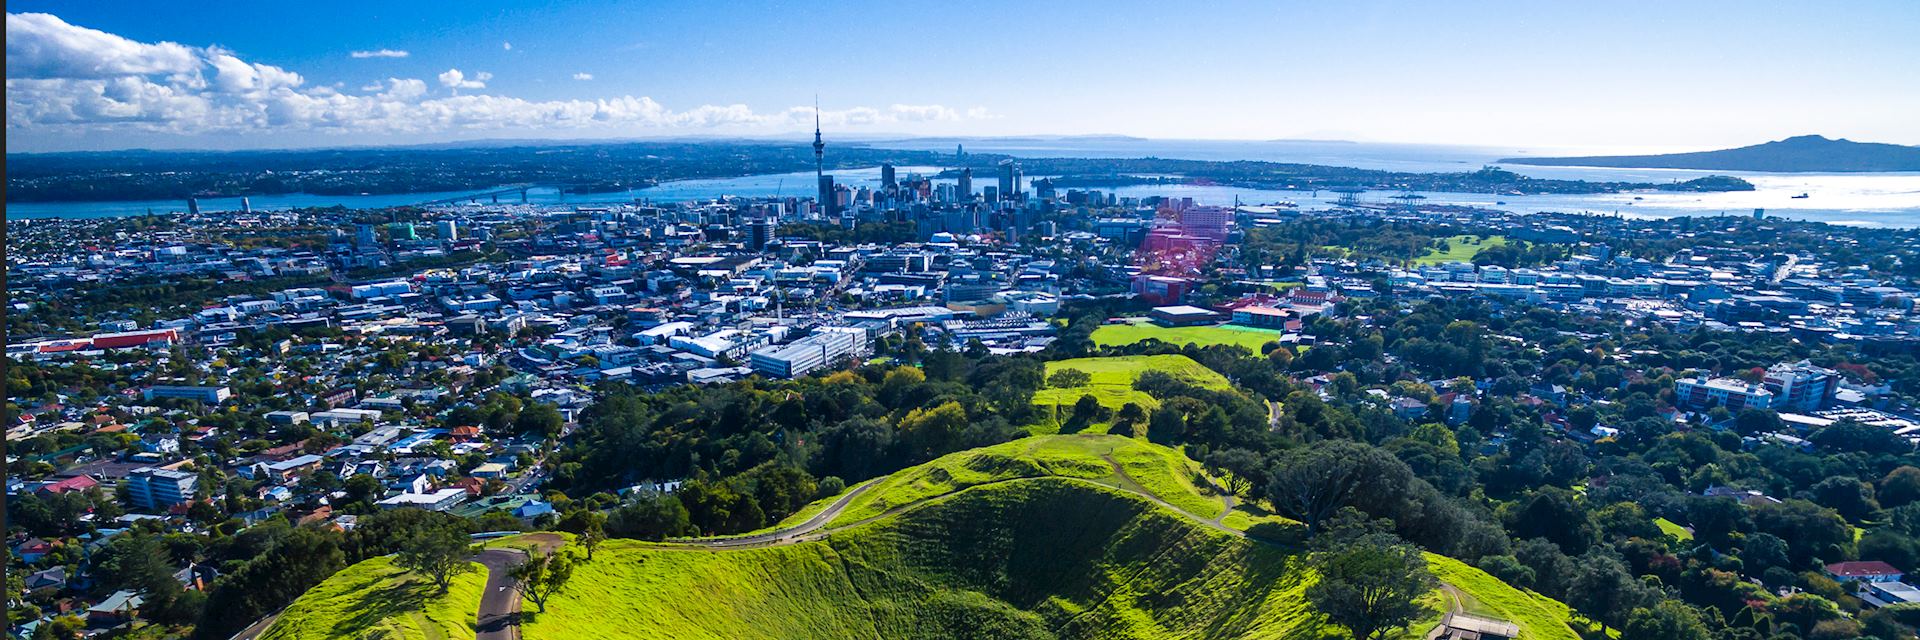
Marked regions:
[7,0,1920,153]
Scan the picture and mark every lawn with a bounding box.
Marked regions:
[1090,322,1286,353]
[1412,234,1507,266]
[1655,517,1694,542]
[260,556,486,640]
[1425,554,1582,640]
[1032,354,1232,415]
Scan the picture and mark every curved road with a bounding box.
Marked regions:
[665,477,881,548]
[475,548,528,640]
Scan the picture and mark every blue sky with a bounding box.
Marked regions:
[7,0,1919,152]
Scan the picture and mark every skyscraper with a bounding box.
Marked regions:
[881,164,897,191]
[817,175,836,216]
[957,168,973,201]
[241,197,252,214]
[997,160,1016,200]
[187,197,200,216]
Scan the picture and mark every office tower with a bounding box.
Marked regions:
[187,197,200,216]
[437,219,459,242]
[241,197,252,214]
[818,175,837,216]
[983,186,999,203]
[882,164,897,191]
[997,160,1016,200]
[355,223,377,246]
[748,217,773,251]
[958,168,973,201]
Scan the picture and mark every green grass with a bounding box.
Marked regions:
[1426,555,1582,640]
[1412,235,1507,266]
[1032,355,1232,415]
[274,438,1583,640]
[522,479,1340,640]
[827,434,1224,528]
[1090,323,1286,353]
[260,556,486,640]
[1655,518,1694,542]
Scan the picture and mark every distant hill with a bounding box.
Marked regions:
[1500,135,1920,172]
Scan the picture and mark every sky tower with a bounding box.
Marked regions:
[813,98,836,216]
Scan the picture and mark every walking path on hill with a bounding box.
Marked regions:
[667,477,881,548]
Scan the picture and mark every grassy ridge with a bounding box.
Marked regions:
[1090,323,1286,353]
[1032,355,1231,413]
[523,479,1335,640]
[260,556,486,640]
[1426,555,1582,640]
[828,435,1217,527]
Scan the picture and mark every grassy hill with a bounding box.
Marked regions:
[259,556,486,640]
[267,435,1584,640]
[526,479,1325,640]
[827,434,1227,526]
[1031,355,1231,414]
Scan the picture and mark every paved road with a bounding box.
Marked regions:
[475,548,528,640]
[226,611,281,640]
[667,477,880,548]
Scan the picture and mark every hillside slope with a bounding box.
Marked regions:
[1499,135,1920,172]
[266,436,1583,640]
[526,479,1323,640]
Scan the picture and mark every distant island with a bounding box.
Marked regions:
[1499,135,1920,172]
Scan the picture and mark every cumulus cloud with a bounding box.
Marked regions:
[572,72,593,81]
[5,12,986,140]
[502,41,512,51]
[437,68,486,90]
[349,48,409,59]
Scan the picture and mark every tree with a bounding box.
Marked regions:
[579,515,607,561]
[1266,440,1414,535]
[515,402,565,439]
[508,551,576,613]
[1566,550,1652,633]
[395,520,476,593]
[606,493,695,540]
[1306,533,1435,640]
[1204,448,1267,496]
[1622,601,1712,640]
[1047,368,1091,388]
[1880,466,1920,509]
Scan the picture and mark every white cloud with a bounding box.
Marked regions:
[4,12,988,142]
[572,72,593,81]
[437,68,486,90]
[349,49,409,59]
[502,41,512,51]
[6,12,198,78]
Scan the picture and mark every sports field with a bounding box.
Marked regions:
[1031,354,1232,413]
[1412,234,1507,265]
[1090,322,1285,353]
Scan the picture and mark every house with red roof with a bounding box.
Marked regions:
[1826,560,1905,584]
[36,475,101,497]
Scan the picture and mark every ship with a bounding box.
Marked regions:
[1792,193,1810,199]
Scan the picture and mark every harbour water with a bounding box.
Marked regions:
[9,140,1919,227]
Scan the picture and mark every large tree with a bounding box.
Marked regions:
[395,520,476,593]
[1306,532,1435,640]
[509,550,576,613]
[1266,440,1413,535]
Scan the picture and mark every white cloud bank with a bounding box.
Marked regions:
[572,72,593,81]
[5,12,984,140]
[349,49,409,59]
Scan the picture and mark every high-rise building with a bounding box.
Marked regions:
[958,168,973,201]
[187,197,200,216]
[997,160,1016,200]
[437,220,459,242]
[126,467,199,511]
[241,197,252,214]
[818,175,837,216]
[747,217,774,251]
[388,222,417,240]
[881,164,897,191]
[1763,361,1839,412]
[355,223,378,246]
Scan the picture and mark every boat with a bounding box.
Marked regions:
[1792,193,1810,199]
[1495,201,1507,205]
